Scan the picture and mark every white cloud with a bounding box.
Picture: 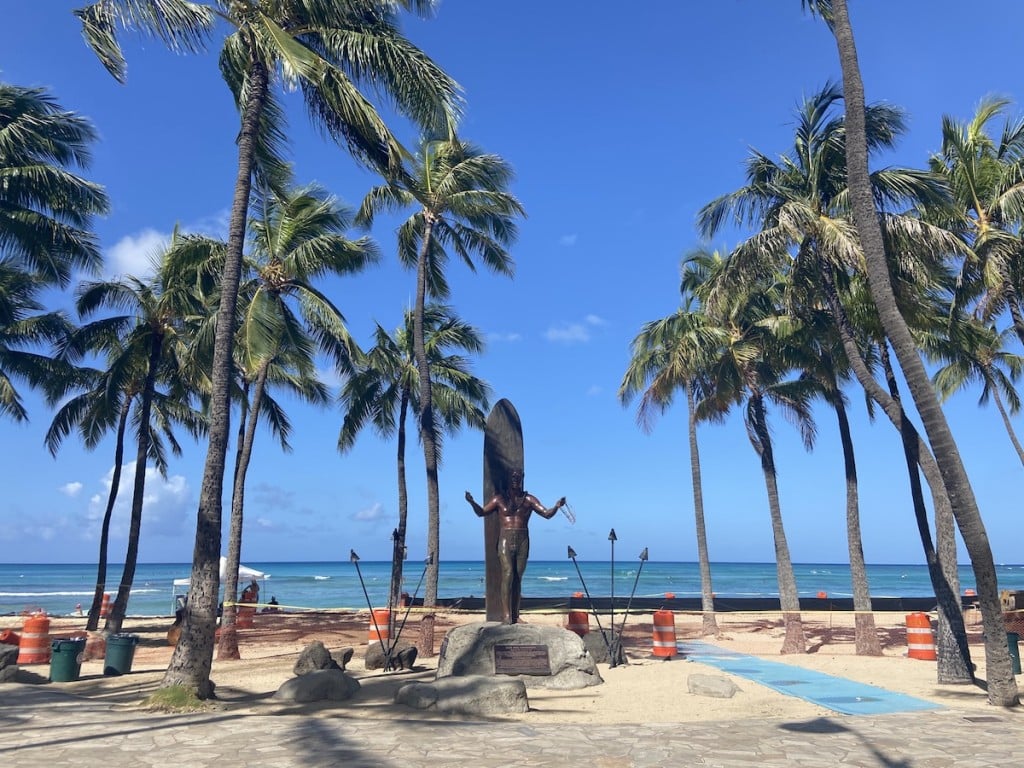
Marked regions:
[487,331,522,343]
[559,234,578,247]
[254,517,275,529]
[59,482,83,497]
[85,462,192,540]
[544,323,591,343]
[544,315,607,344]
[106,228,170,279]
[352,502,387,522]
[586,385,602,397]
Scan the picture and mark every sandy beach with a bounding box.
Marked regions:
[4,604,1017,723]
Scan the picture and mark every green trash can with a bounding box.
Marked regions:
[49,637,87,683]
[1008,632,1021,675]
[104,633,139,676]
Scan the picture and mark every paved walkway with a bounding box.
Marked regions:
[3,684,1024,767]
[680,641,942,715]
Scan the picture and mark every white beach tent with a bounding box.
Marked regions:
[171,557,270,610]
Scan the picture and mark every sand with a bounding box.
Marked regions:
[5,605,1013,722]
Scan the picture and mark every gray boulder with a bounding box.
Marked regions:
[687,673,740,698]
[395,675,528,715]
[365,642,417,670]
[0,643,19,672]
[294,641,352,675]
[273,669,360,703]
[436,622,602,690]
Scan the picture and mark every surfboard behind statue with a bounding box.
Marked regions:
[482,399,524,622]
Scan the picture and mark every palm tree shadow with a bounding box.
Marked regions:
[779,718,910,768]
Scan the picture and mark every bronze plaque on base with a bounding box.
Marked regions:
[494,644,551,676]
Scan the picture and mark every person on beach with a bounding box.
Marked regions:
[465,470,566,624]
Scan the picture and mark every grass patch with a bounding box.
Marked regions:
[143,685,214,713]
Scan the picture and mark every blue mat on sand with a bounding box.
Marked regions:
[679,641,942,716]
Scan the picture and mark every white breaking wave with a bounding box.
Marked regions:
[313,575,331,581]
[537,576,568,582]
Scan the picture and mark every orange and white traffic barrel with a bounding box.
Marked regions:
[652,610,677,659]
[906,612,936,660]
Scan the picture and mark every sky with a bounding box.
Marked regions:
[2,1,1024,567]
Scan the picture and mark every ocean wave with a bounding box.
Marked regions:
[537,576,567,582]
[313,576,331,581]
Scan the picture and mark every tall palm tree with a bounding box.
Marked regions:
[0,81,108,287]
[46,336,205,631]
[218,183,376,659]
[77,0,459,697]
[698,81,972,675]
[357,138,523,603]
[793,306,882,655]
[62,239,206,633]
[804,0,1019,705]
[691,254,813,653]
[339,303,490,614]
[0,81,108,421]
[619,254,729,637]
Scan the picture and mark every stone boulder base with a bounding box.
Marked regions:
[396,675,528,715]
[365,642,417,671]
[273,669,361,703]
[436,622,602,690]
[687,673,740,699]
[293,641,353,675]
[0,643,18,672]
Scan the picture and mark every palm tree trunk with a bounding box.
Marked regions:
[1005,286,1024,348]
[687,382,719,636]
[106,333,162,633]
[414,216,441,605]
[988,373,1024,466]
[829,0,1016,705]
[748,394,805,653]
[878,349,970,682]
[820,267,972,678]
[217,386,249,658]
[831,380,880,655]
[220,369,268,661]
[389,391,411,616]
[161,50,268,699]
[87,402,130,632]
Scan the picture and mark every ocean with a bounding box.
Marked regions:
[3,560,1024,618]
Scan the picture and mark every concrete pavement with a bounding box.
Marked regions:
[3,684,1024,767]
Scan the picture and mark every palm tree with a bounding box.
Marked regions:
[927,98,1024,340]
[46,336,205,631]
[793,306,882,655]
[0,81,108,287]
[77,0,459,697]
[357,138,523,603]
[62,239,206,633]
[804,0,1019,705]
[0,81,108,422]
[0,261,77,422]
[619,255,729,637]
[697,81,971,673]
[339,303,490,614]
[927,318,1024,466]
[218,184,376,659]
[687,253,813,653]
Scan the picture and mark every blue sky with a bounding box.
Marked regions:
[2,1,1024,567]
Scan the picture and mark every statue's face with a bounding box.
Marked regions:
[509,470,524,492]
